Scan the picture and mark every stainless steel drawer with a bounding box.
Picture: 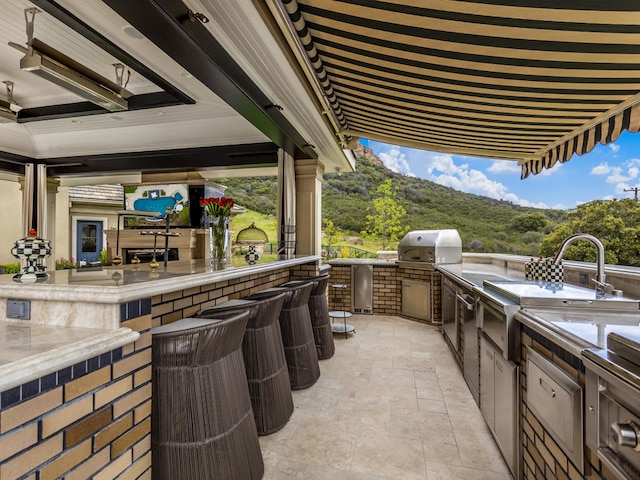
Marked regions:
[527,346,583,473]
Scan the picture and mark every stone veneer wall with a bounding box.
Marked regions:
[151,263,320,327]
[326,263,441,324]
[520,326,614,480]
[0,261,321,479]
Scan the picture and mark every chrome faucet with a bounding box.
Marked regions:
[554,233,614,296]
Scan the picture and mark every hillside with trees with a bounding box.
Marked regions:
[220,143,567,256]
[540,199,640,266]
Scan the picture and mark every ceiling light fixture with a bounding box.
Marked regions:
[0,81,18,123]
[9,8,132,112]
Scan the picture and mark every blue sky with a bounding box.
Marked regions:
[361,131,640,210]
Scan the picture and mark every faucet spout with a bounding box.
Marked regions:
[554,233,607,291]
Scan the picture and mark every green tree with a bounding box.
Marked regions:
[361,179,409,250]
[540,199,640,266]
[322,218,342,258]
[510,212,548,233]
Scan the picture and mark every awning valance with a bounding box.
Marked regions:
[521,99,640,178]
[267,0,640,178]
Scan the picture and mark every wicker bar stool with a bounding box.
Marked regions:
[248,283,320,390]
[195,293,294,435]
[151,312,264,480]
[283,276,335,359]
[307,275,335,359]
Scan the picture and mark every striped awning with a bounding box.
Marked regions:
[270,0,640,179]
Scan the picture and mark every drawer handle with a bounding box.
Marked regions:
[562,299,593,306]
[539,378,556,398]
[456,293,475,310]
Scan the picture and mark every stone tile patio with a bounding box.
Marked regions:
[259,314,513,480]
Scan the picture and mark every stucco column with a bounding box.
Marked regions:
[294,159,324,255]
[45,178,59,270]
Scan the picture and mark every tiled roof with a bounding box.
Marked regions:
[68,185,124,202]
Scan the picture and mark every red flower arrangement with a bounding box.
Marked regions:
[200,197,234,217]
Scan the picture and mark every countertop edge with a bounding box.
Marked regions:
[0,327,140,393]
[0,256,321,303]
[514,309,591,357]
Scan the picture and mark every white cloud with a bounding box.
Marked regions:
[429,165,550,208]
[607,166,632,184]
[609,143,621,153]
[502,192,549,209]
[614,182,640,196]
[487,161,521,174]
[629,158,640,167]
[366,142,563,209]
[533,162,562,177]
[591,162,611,175]
[377,147,414,176]
[424,153,460,176]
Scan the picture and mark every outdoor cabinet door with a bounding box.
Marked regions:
[480,335,495,430]
[494,354,518,476]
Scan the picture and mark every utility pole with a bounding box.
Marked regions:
[624,187,640,200]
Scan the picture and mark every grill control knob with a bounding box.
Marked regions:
[611,421,640,451]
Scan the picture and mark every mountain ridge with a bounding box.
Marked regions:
[221,143,565,255]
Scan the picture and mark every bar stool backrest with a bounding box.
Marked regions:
[196,292,286,330]
[284,282,313,309]
[152,311,249,367]
[247,287,293,307]
[311,275,330,296]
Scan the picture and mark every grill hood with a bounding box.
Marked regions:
[397,229,462,265]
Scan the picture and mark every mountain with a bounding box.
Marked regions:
[219,143,566,256]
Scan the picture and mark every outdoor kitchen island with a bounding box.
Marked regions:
[0,255,323,480]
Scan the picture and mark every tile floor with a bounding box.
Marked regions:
[259,314,514,480]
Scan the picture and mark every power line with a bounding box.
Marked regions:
[624,187,639,200]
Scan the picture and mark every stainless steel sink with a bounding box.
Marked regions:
[483,280,640,312]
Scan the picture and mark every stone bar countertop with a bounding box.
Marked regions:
[0,256,320,393]
[0,322,138,392]
[0,256,320,305]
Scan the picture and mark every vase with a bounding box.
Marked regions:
[209,216,230,269]
[245,244,260,265]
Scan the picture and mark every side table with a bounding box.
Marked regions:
[329,283,355,339]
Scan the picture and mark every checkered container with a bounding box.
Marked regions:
[11,236,52,273]
[532,258,546,281]
[524,259,534,280]
[546,261,564,283]
[244,245,260,265]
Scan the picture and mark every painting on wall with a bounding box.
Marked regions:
[123,183,224,228]
[123,184,191,228]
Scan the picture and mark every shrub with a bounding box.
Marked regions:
[56,258,77,270]
[1,263,20,274]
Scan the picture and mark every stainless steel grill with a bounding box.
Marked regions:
[397,229,462,268]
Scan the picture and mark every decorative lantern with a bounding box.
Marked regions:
[11,229,52,283]
[236,223,268,265]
